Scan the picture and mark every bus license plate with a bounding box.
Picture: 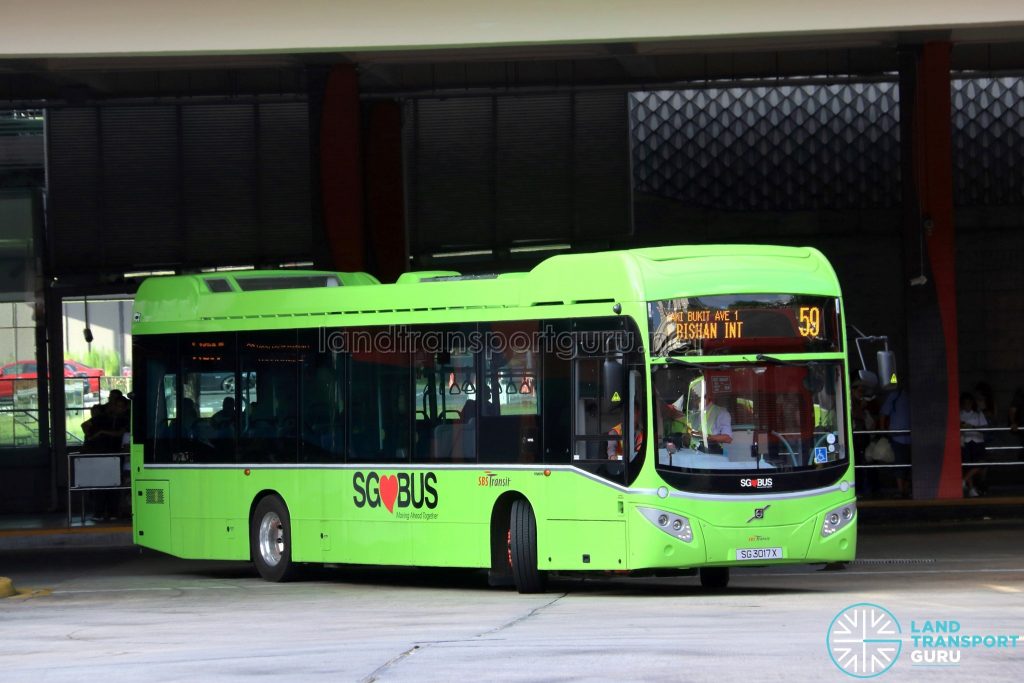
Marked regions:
[735,547,783,561]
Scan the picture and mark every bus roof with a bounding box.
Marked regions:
[132,244,840,332]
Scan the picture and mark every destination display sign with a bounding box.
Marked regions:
[649,294,839,356]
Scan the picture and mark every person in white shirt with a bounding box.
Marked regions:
[960,392,988,497]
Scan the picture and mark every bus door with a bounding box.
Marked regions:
[572,354,645,485]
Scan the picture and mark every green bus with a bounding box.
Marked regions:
[131,245,856,592]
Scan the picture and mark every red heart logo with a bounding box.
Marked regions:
[379,474,398,513]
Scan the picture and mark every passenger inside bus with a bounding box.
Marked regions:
[607,400,645,461]
[210,397,235,436]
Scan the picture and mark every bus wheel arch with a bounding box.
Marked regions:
[490,492,547,593]
[488,492,520,587]
[249,491,296,582]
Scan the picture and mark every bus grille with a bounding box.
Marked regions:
[145,489,165,505]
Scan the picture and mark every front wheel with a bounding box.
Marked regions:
[699,566,730,590]
[509,499,546,594]
[251,494,296,582]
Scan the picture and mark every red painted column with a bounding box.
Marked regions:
[319,64,365,272]
[901,42,962,499]
[365,101,406,283]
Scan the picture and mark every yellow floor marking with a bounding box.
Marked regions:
[10,587,53,600]
[984,584,1021,594]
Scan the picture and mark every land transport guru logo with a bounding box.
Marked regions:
[826,602,1020,678]
[827,603,902,678]
[352,471,438,520]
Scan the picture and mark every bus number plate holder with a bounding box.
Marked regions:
[735,547,783,561]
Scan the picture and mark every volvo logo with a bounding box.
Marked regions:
[747,505,770,523]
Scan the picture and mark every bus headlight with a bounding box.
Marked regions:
[821,502,856,537]
[639,507,693,543]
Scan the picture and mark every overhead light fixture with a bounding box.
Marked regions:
[431,249,494,259]
[124,270,176,278]
[509,243,571,254]
[200,265,255,273]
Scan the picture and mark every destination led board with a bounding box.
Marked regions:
[649,294,839,356]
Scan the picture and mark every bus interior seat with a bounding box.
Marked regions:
[479,415,537,463]
[451,418,476,460]
[432,422,453,460]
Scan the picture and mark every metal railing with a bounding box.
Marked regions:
[853,426,1024,469]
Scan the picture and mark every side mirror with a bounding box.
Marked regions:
[877,350,898,389]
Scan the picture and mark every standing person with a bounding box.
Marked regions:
[961,392,988,497]
[974,381,996,426]
[878,386,911,498]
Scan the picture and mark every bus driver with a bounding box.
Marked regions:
[663,390,733,455]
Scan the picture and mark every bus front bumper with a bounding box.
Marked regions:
[627,500,857,570]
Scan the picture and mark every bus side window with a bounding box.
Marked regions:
[478,321,541,464]
[135,334,179,465]
[572,356,626,465]
[238,330,299,465]
[541,323,572,464]
[348,328,410,462]
[299,329,345,463]
[413,336,477,464]
[180,333,237,464]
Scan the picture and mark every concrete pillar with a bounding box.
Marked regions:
[365,101,406,283]
[898,42,962,499]
[318,64,365,273]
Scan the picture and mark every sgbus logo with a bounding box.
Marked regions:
[352,472,439,513]
[740,477,774,489]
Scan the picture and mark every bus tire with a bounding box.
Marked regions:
[699,566,730,590]
[251,494,296,582]
[509,499,546,594]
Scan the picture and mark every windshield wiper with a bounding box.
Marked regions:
[664,357,731,370]
[755,354,819,367]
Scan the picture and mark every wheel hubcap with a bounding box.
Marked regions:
[259,512,285,567]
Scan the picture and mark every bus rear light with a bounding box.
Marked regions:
[639,507,693,543]
[821,503,856,537]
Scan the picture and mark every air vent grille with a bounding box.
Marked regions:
[145,488,165,505]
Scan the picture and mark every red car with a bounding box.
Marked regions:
[64,360,106,394]
[0,360,89,400]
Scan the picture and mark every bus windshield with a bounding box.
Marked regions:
[652,360,847,476]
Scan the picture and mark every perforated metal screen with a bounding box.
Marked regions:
[631,77,1024,211]
[404,91,631,255]
[952,77,1024,206]
[46,101,313,276]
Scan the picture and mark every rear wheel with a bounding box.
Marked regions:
[509,499,546,594]
[699,566,730,590]
[251,495,295,582]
